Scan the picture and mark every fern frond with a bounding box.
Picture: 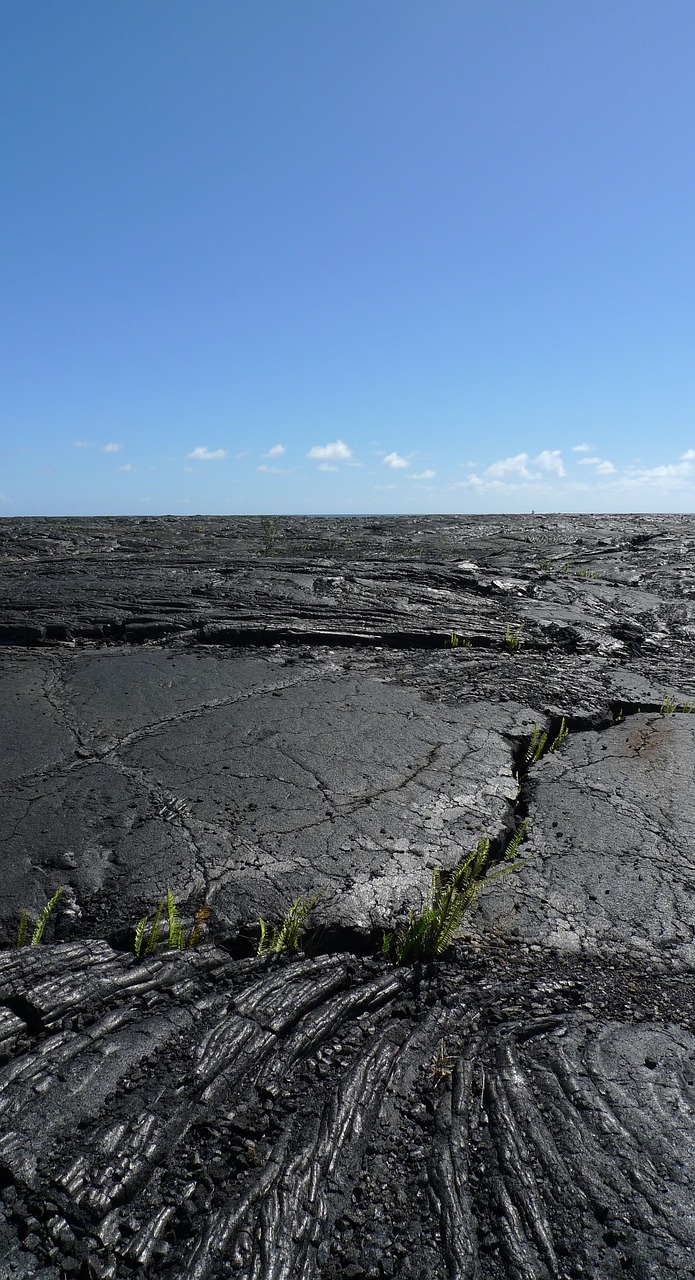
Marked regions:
[547,717,569,753]
[503,818,528,862]
[31,887,63,945]
[146,897,165,955]
[166,889,186,949]
[134,915,148,957]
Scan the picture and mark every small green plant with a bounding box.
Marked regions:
[15,888,64,947]
[387,824,528,965]
[134,893,210,957]
[449,631,459,647]
[614,706,624,723]
[381,929,393,956]
[257,895,319,957]
[524,718,568,765]
[660,696,678,715]
[504,622,524,652]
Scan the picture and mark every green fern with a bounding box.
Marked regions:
[504,622,524,652]
[145,897,166,956]
[134,894,210,957]
[257,895,319,956]
[134,915,148,957]
[391,824,529,964]
[525,718,568,765]
[30,888,64,945]
[525,724,548,764]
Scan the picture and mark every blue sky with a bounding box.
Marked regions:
[3,1,695,515]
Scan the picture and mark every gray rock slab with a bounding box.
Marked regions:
[476,712,695,967]
[0,648,522,942]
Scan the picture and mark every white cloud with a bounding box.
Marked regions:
[630,460,693,482]
[412,469,436,480]
[0,493,9,503]
[572,443,594,453]
[485,453,533,480]
[383,452,409,469]
[235,449,250,460]
[102,442,123,454]
[578,456,616,475]
[183,466,196,473]
[318,463,338,472]
[187,446,227,461]
[374,484,397,491]
[484,450,564,482]
[681,449,695,460]
[258,464,284,474]
[118,463,135,472]
[263,444,285,459]
[72,439,92,448]
[535,450,565,477]
[306,439,352,462]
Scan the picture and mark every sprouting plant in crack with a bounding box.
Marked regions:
[387,822,529,965]
[134,892,210,956]
[257,895,320,956]
[504,622,524,652]
[660,695,678,715]
[524,717,569,765]
[449,631,459,648]
[15,887,64,947]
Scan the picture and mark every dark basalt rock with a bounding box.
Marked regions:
[0,514,694,1279]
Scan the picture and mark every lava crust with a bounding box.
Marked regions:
[0,514,693,1280]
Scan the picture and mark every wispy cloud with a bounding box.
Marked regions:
[484,450,565,481]
[412,469,436,480]
[306,439,352,462]
[572,442,595,453]
[118,463,136,472]
[318,463,338,472]
[577,456,616,474]
[262,444,285,459]
[258,464,285,474]
[102,442,123,454]
[72,439,92,448]
[383,451,409,469]
[621,456,695,486]
[187,446,227,461]
[0,493,9,503]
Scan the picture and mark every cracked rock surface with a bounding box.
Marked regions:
[1,514,694,1280]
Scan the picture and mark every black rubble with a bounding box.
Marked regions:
[0,514,693,1280]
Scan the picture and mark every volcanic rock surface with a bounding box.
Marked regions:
[0,514,694,1280]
